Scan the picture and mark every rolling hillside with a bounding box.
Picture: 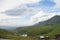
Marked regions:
[16,24,60,37]
[16,15,60,37]
[0,15,60,40]
[0,29,15,39]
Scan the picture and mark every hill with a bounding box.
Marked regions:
[0,29,14,38]
[16,15,60,37]
[35,15,60,25]
[0,15,60,40]
[16,24,60,38]
[0,29,39,40]
[0,26,17,31]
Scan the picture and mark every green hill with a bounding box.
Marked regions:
[0,24,60,40]
[16,24,60,38]
[0,29,15,39]
[0,15,60,40]
[0,29,38,40]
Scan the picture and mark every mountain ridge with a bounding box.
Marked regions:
[35,15,60,26]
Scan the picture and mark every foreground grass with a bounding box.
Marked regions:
[10,36,38,40]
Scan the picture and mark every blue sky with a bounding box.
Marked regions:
[0,0,60,27]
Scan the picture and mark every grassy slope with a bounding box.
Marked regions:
[0,29,38,40]
[0,24,60,40]
[17,24,60,37]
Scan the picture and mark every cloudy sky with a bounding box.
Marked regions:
[0,0,60,27]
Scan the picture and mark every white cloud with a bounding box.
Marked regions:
[0,13,23,19]
[0,0,40,12]
[0,0,60,27]
[54,0,60,8]
[0,10,58,27]
[30,11,56,24]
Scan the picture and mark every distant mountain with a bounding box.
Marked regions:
[36,15,60,26]
[0,26,17,30]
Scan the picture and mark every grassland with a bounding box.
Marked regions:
[0,24,60,40]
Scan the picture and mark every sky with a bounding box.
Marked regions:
[0,0,60,27]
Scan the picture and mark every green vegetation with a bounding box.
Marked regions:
[0,29,38,40]
[0,29,14,39]
[0,24,60,40]
[17,24,60,38]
